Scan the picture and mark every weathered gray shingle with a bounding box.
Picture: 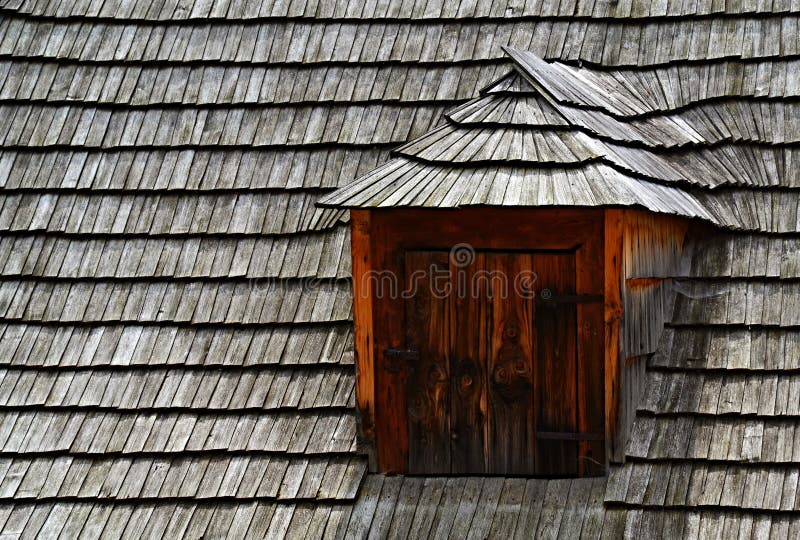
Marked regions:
[3,16,799,64]
[6,0,796,19]
[1,0,800,536]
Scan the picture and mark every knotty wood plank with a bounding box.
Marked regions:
[450,252,488,474]
[367,208,607,474]
[486,253,535,475]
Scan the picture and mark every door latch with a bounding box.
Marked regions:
[382,348,419,373]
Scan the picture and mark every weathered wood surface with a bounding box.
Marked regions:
[314,12,800,527]
[319,160,714,221]
[321,48,800,234]
[341,474,609,539]
[399,248,598,476]
[363,209,606,475]
[0,228,352,279]
[604,210,624,464]
[0,279,354,323]
[405,250,451,474]
[3,15,800,65]
[0,103,448,147]
[0,323,354,366]
[5,0,795,20]
[0,61,505,105]
[621,210,690,358]
[534,253,579,475]
[605,230,800,520]
[487,253,535,475]
[503,54,800,116]
[450,251,488,474]
[1,0,799,535]
[0,0,381,531]
[349,210,376,465]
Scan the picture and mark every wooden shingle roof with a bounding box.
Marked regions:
[321,50,800,230]
[0,0,799,537]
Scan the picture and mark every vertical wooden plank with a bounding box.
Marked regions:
[577,300,605,476]
[576,235,606,477]
[621,210,690,358]
[534,252,578,476]
[605,209,624,463]
[349,210,376,467]
[450,252,488,474]
[405,251,451,474]
[372,213,408,473]
[485,253,535,475]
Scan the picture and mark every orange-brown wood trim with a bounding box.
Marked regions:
[604,209,624,463]
[372,215,409,473]
[575,239,605,476]
[349,211,376,464]
[369,208,604,253]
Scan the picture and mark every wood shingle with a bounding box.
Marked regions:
[1,0,800,536]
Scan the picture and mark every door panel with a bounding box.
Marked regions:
[534,253,579,476]
[404,249,588,476]
[405,251,451,474]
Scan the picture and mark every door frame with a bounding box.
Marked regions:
[351,207,608,475]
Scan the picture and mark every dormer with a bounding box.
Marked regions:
[318,51,712,476]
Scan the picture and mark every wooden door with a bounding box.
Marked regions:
[405,249,598,476]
